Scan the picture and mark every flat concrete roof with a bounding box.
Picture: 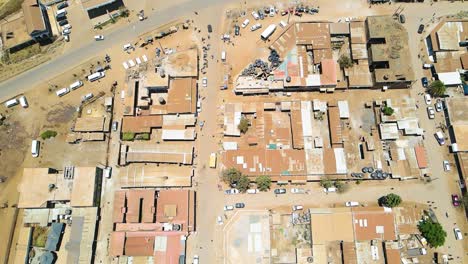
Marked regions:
[309,208,354,244]
[70,167,98,207]
[119,164,193,188]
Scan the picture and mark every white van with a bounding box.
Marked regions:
[123,43,133,51]
[241,19,250,28]
[69,80,83,90]
[82,93,94,101]
[56,87,70,97]
[345,201,359,207]
[279,20,287,28]
[423,63,433,69]
[19,96,28,108]
[31,140,40,158]
[5,98,19,108]
[221,51,226,61]
[435,131,445,145]
[197,100,202,113]
[87,72,105,82]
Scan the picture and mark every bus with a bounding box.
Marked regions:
[209,153,217,168]
[31,140,40,158]
[261,24,277,40]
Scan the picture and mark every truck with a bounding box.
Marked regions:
[221,51,226,61]
[261,24,277,40]
[209,153,217,168]
[31,140,40,158]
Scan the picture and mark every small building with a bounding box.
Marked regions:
[437,72,462,86]
[81,0,125,19]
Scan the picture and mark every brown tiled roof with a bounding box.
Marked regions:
[150,78,197,115]
[22,0,45,34]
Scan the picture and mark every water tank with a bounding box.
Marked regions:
[158,97,166,104]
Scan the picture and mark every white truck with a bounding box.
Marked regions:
[261,24,277,40]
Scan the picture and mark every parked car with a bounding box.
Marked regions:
[241,19,250,28]
[399,14,406,23]
[251,23,262,31]
[94,35,104,41]
[62,28,70,35]
[217,216,224,225]
[427,106,435,119]
[417,24,425,34]
[247,189,259,194]
[435,100,443,112]
[435,131,446,145]
[57,2,68,10]
[290,188,304,194]
[251,11,260,20]
[58,19,68,26]
[258,10,264,20]
[443,160,451,171]
[207,24,212,33]
[225,189,240,195]
[234,25,240,36]
[202,77,208,87]
[112,121,118,132]
[453,228,463,240]
[193,255,199,264]
[64,35,70,42]
[281,10,288,16]
[235,203,245,208]
[345,201,360,207]
[292,205,303,211]
[269,6,276,16]
[451,194,460,207]
[421,77,428,88]
[62,24,72,30]
[274,188,286,194]
[424,93,432,105]
[224,205,234,211]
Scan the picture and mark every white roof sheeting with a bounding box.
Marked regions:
[337,101,350,118]
[334,148,347,173]
[223,142,238,150]
[437,72,462,86]
[161,129,196,140]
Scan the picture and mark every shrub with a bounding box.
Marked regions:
[222,168,242,185]
[429,80,446,97]
[122,132,135,141]
[256,175,272,191]
[338,55,353,68]
[237,175,251,193]
[382,106,394,116]
[320,177,333,189]
[40,130,57,140]
[418,219,447,248]
[238,117,249,134]
[379,193,402,208]
[335,181,349,193]
[136,133,150,140]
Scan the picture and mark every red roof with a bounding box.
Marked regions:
[125,235,155,256]
[414,146,428,169]
[320,59,337,86]
[110,232,125,257]
[126,190,156,223]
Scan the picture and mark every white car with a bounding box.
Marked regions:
[269,6,276,16]
[94,35,104,41]
[345,201,359,207]
[435,100,443,112]
[202,77,207,87]
[424,94,432,105]
[241,19,250,28]
[193,255,199,264]
[62,24,72,30]
[427,106,435,119]
[292,205,303,211]
[217,216,224,225]
[454,228,463,240]
[247,189,259,194]
[251,11,260,20]
[250,23,262,31]
[290,188,304,194]
[443,160,451,171]
[225,189,240,195]
[224,205,234,211]
[62,28,70,35]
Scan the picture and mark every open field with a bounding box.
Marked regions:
[0,0,24,20]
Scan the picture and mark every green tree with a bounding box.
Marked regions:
[429,80,446,97]
[237,175,251,193]
[335,181,349,193]
[320,177,333,189]
[418,219,447,248]
[238,117,249,134]
[222,168,242,186]
[379,193,402,208]
[122,132,135,141]
[256,175,272,191]
[40,130,57,140]
[338,55,353,68]
[382,106,394,116]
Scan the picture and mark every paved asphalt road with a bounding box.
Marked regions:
[0,0,231,100]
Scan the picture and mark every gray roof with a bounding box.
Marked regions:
[39,251,56,264]
[45,223,64,251]
[65,216,84,264]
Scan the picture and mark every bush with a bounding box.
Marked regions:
[122,132,135,141]
[379,193,402,208]
[40,130,57,140]
[338,55,353,68]
[256,175,272,191]
[320,177,333,189]
[222,168,242,185]
[237,175,251,193]
[418,219,447,248]
[238,117,249,134]
[335,181,349,193]
[135,133,150,140]
[429,80,446,97]
[382,106,394,116]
